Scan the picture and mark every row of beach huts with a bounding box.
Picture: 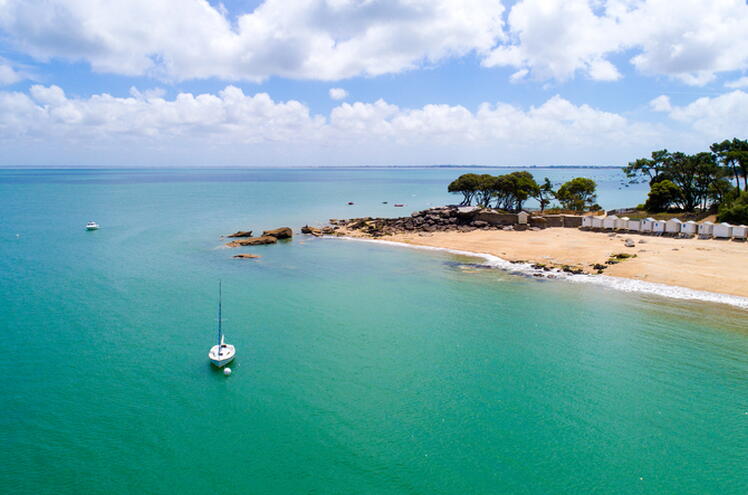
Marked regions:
[581,215,748,240]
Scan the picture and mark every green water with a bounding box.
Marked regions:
[1,169,747,494]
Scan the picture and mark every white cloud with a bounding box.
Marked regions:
[659,90,748,139]
[483,0,748,85]
[649,95,672,112]
[725,76,748,89]
[328,87,348,100]
[0,58,25,85]
[0,0,505,82]
[0,84,673,166]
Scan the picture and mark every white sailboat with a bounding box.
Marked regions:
[208,282,235,367]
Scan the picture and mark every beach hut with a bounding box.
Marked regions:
[615,216,630,230]
[681,220,698,236]
[591,216,604,229]
[652,219,666,234]
[731,225,748,240]
[627,219,641,231]
[602,215,618,230]
[713,222,733,239]
[581,216,594,229]
[665,218,682,234]
[640,217,655,233]
[698,221,714,237]
[517,211,530,225]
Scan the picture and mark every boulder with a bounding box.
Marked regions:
[233,253,261,259]
[262,227,293,239]
[227,230,253,238]
[226,236,278,247]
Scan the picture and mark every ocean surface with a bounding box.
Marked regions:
[1,167,747,494]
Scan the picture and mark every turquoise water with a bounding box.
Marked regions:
[1,168,747,494]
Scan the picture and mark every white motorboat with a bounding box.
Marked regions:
[85,221,100,230]
[209,282,235,367]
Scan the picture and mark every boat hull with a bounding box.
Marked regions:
[209,344,235,367]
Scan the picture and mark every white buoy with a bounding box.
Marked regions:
[223,367,232,376]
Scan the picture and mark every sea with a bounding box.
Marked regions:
[1,167,747,494]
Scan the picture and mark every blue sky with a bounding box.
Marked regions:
[0,0,746,167]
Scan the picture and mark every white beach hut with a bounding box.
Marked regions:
[681,220,698,236]
[713,222,733,239]
[698,221,714,237]
[517,211,530,225]
[652,219,666,234]
[731,225,748,240]
[665,218,682,235]
[615,216,630,230]
[591,216,604,229]
[640,217,655,233]
[602,215,618,230]
[582,216,594,229]
[627,219,641,232]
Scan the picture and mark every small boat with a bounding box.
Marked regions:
[208,282,235,367]
[347,202,354,205]
[85,221,100,230]
[394,204,405,207]
[382,201,388,204]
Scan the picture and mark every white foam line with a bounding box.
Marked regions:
[333,235,748,310]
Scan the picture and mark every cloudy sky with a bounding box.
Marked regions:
[0,0,747,166]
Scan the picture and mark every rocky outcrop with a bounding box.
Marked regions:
[227,230,253,238]
[226,236,278,247]
[233,253,261,259]
[262,227,293,239]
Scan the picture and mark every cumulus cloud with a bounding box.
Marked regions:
[0,58,25,85]
[328,87,348,100]
[483,0,748,85]
[0,83,675,166]
[725,77,748,89]
[0,0,505,82]
[657,90,748,139]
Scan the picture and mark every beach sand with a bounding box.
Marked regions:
[345,228,748,299]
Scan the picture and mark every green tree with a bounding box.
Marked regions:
[717,190,748,224]
[711,138,748,192]
[623,149,671,185]
[556,177,597,211]
[448,173,481,206]
[535,177,555,212]
[475,174,498,208]
[643,180,682,212]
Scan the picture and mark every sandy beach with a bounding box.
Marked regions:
[343,228,748,299]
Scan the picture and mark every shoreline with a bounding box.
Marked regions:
[331,231,748,310]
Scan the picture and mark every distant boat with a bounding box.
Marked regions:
[208,282,235,367]
[85,221,100,230]
[347,202,354,205]
[394,204,405,207]
[382,201,388,204]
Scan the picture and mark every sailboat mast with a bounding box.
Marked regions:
[217,281,223,354]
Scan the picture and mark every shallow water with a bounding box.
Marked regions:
[1,168,746,494]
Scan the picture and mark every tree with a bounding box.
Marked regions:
[556,177,597,211]
[643,180,681,212]
[711,138,748,192]
[475,174,498,207]
[448,173,481,206]
[623,149,671,185]
[535,177,555,212]
[717,190,748,224]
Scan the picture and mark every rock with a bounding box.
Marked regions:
[227,230,253,238]
[472,220,489,228]
[226,236,278,247]
[624,239,635,247]
[233,253,261,259]
[262,227,292,239]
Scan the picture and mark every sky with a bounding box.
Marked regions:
[0,0,747,167]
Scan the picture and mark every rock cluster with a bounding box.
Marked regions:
[225,227,292,247]
[312,206,505,237]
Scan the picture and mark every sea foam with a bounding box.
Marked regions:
[336,236,748,310]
